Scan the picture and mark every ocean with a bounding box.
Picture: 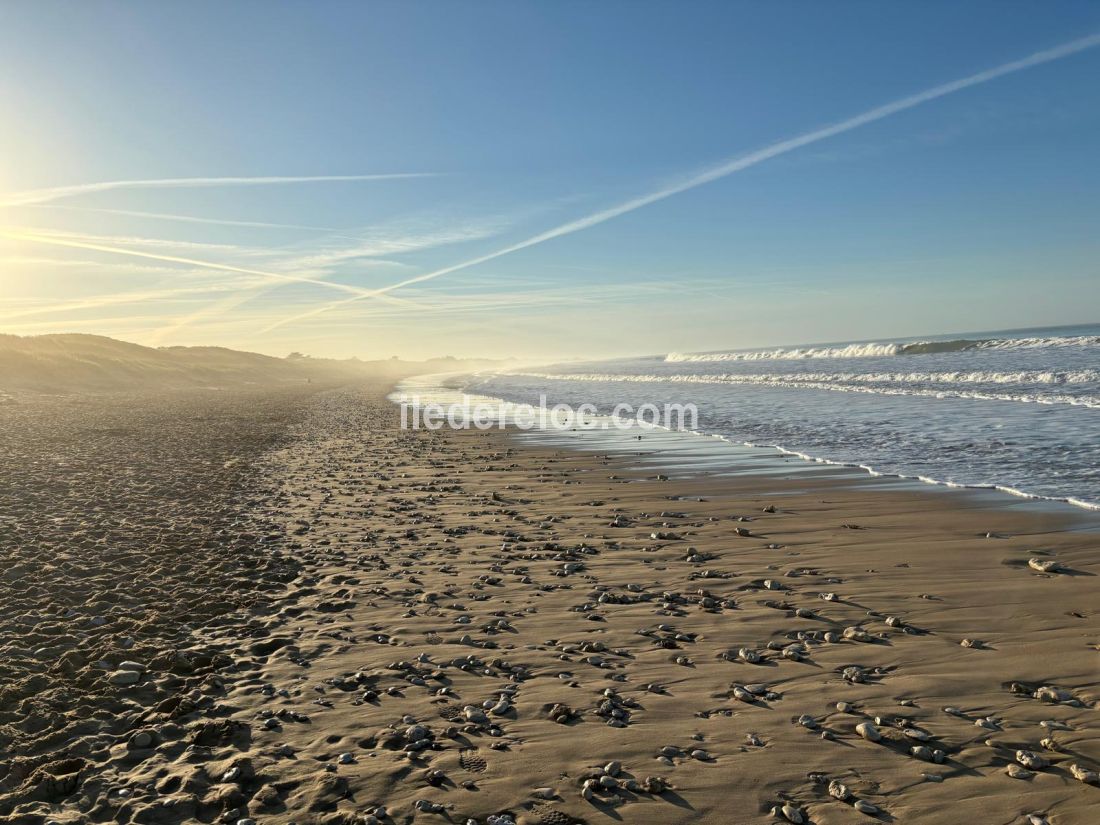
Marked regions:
[439,323,1100,510]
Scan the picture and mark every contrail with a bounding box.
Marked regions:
[0,172,437,207]
[0,280,265,321]
[262,31,1100,333]
[30,204,343,233]
[1,228,389,298]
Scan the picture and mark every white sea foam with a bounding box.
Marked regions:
[666,334,1100,362]
[666,342,901,361]
[473,326,1100,510]
[514,369,1100,385]
[506,371,1100,408]
[395,371,1100,511]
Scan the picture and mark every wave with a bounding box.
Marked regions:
[755,443,1100,511]
[502,371,1100,408]
[667,342,901,361]
[666,334,1100,362]
[394,376,1100,511]
[514,369,1100,385]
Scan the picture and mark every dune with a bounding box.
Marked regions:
[0,333,492,395]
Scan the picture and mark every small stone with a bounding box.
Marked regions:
[856,722,881,742]
[776,802,804,823]
[1006,764,1034,779]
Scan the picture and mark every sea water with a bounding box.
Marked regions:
[457,324,1100,509]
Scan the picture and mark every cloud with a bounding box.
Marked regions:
[260,30,1100,332]
[0,173,438,207]
[0,211,515,341]
[286,219,514,270]
[165,216,518,336]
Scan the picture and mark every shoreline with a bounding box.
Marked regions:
[3,382,1097,824]
[393,373,1100,514]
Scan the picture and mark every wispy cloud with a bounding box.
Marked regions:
[172,216,518,336]
[260,30,1100,333]
[286,218,514,270]
[1,210,513,342]
[0,172,438,207]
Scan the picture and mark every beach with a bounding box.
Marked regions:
[3,6,1096,823]
[2,380,1097,825]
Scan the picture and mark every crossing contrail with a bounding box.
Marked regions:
[0,228,389,298]
[260,31,1100,333]
[0,172,437,208]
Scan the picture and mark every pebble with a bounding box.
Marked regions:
[856,722,881,742]
[775,802,804,823]
[1006,764,1034,779]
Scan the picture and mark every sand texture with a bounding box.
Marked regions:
[1,386,1097,825]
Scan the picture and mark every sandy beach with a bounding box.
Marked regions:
[2,381,1097,825]
[4,4,1099,823]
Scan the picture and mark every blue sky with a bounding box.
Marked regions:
[1,1,1098,359]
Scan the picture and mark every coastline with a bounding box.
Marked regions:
[394,373,1100,514]
[3,382,1097,824]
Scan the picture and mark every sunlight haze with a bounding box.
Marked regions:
[1,1,1098,359]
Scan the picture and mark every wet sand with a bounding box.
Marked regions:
[2,384,1097,825]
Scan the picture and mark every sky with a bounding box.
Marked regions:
[1,1,1098,360]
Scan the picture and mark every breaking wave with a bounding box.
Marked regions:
[666,335,1100,362]
[505,371,1100,408]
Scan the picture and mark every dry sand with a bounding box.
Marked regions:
[1,384,1097,825]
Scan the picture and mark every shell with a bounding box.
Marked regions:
[1028,557,1063,573]
[1016,750,1048,770]
[1070,763,1100,784]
